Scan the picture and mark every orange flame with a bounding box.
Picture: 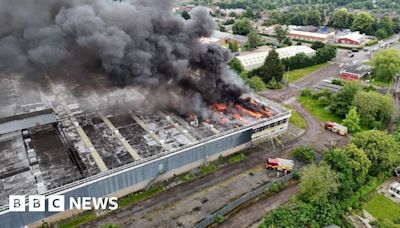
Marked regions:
[212,103,227,112]
[235,104,263,119]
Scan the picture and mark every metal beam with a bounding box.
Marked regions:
[202,122,220,134]
[74,122,108,172]
[129,112,170,150]
[158,112,197,142]
[100,115,141,160]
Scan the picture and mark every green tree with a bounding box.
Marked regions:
[311,41,325,50]
[369,49,400,82]
[274,25,288,44]
[378,15,394,38]
[323,144,370,198]
[232,18,251,35]
[300,164,339,204]
[181,11,191,20]
[314,45,336,64]
[245,30,260,50]
[353,91,393,128]
[219,25,226,32]
[292,145,315,164]
[224,18,235,25]
[228,41,239,52]
[228,11,236,18]
[247,76,266,93]
[329,82,361,117]
[351,12,375,35]
[352,130,400,175]
[342,107,361,133]
[306,10,323,26]
[259,49,284,83]
[375,29,388,40]
[229,57,244,73]
[329,8,353,29]
[242,7,254,18]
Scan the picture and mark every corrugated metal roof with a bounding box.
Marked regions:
[0,113,57,135]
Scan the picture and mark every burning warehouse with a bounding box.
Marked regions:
[0,0,290,227]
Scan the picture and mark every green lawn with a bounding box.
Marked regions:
[284,105,307,129]
[365,193,400,221]
[371,79,391,88]
[228,153,246,164]
[285,63,329,83]
[297,96,342,123]
[58,211,96,228]
[118,186,164,207]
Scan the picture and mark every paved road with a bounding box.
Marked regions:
[219,184,299,228]
[84,124,315,228]
[261,64,340,103]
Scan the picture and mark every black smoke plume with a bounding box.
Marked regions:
[0,0,247,116]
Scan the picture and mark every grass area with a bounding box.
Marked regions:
[285,63,329,83]
[58,211,96,228]
[365,193,400,221]
[118,186,164,208]
[200,163,218,175]
[228,153,246,164]
[297,96,342,123]
[284,105,307,129]
[371,79,391,88]
[180,173,196,182]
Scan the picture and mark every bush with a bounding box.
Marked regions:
[366,38,379,46]
[311,41,325,50]
[300,88,313,97]
[268,181,284,193]
[228,153,246,164]
[331,79,343,86]
[292,145,315,164]
[215,214,224,224]
[317,96,330,106]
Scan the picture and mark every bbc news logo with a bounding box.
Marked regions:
[9,195,118,212]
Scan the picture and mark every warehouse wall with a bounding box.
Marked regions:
[0,129,253,228]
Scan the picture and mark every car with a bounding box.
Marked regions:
[348,54,354,58]
[351,48,359,52]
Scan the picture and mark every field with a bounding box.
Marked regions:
[285,63,329,83]
[285,105,307,129]
[297,96,342,123]
[365,193,400,221]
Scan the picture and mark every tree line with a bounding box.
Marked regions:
[262,129,400,227]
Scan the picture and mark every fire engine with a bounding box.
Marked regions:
[325,121,348,136]
[266,158,294,173]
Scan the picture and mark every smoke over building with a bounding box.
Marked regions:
[0,0,247,116]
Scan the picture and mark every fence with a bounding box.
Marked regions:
[194,173,294,228]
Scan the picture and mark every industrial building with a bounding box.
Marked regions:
[0,73,291,228]
[288,30,334,43]
[236,45,316,70]
[340,64,372,80]
[337,32,366,45]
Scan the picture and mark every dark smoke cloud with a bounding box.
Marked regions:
[0,0,247,116]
